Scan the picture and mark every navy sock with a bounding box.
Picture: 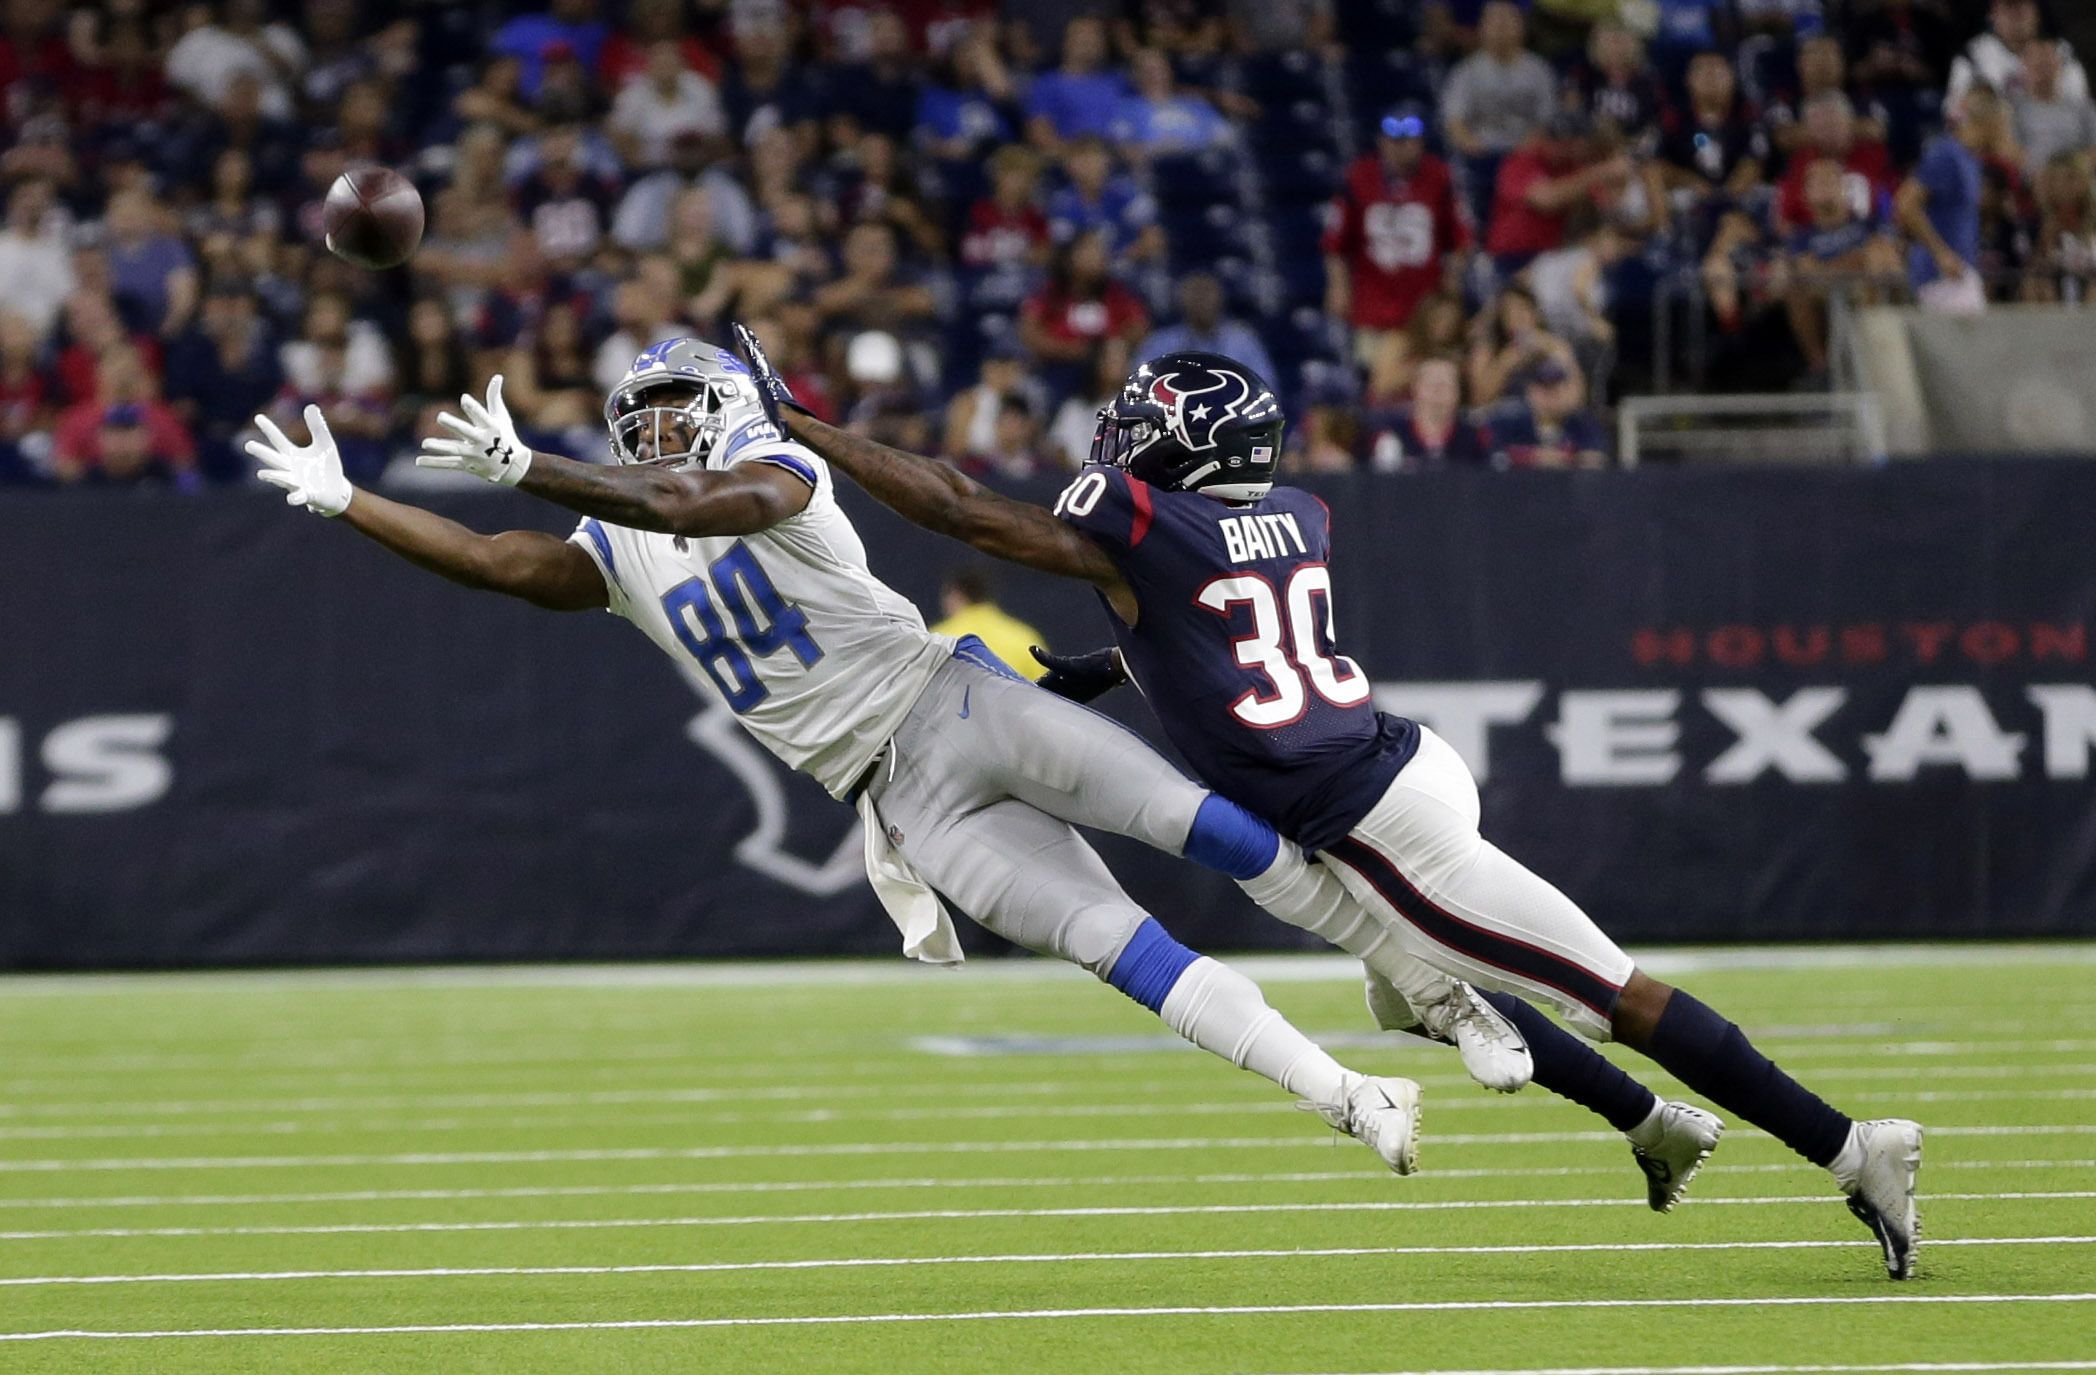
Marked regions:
[1482,992,1657,1133]
[1645,990,1852,1167]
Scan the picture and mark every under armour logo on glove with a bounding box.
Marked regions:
[418,375,535,487]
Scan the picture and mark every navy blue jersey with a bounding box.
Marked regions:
[1056,466,1419,851]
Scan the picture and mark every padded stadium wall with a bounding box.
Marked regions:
[4,460,2094,969]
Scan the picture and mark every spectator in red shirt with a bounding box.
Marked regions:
[1775,92,1896,232]
[597,0,722,91]
[0,310,49,471]
[67,15,171,134]
[1485,111,1632,272]
[1323,105,1472,360]
[52,345,197,487]
[1019,228,1148,394]
[52,290,163,407]
[960,145,1050,309]
[0,0,76,117]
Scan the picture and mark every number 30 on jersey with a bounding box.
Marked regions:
[1195,566,1370,727]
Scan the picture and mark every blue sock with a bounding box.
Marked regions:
[1481,992,1658,1132]
[1105,917,1201,1012]
[1182,795,1280,881]
[1646,990,1852,1166]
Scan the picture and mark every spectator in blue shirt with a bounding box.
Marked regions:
[491,0,609,100]
[822,11,922,143]
[162,279,284,482]
[1109,49,1233,158]
[1025,16,1128,153]
[102,187,199,339]
[916,27,1019,163]
[1137,272,1277,382]
[1046,136,1165,262]
[1490,358,1611,466]
[1896,87,1994,309]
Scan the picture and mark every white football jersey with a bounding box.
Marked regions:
[568,440,954,797]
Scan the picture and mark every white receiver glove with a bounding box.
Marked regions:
[245,405,353,517]
[416,374,534,486]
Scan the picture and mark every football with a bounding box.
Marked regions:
[320,165,425,270]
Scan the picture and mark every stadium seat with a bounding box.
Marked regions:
[1147,149,1244,209]
[1239,50,1330,106]
[1335,0,1420,49]
[1255,146,1343,205]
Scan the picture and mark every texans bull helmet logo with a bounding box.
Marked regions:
[1143,366,1253,454]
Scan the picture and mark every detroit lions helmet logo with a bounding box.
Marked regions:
[1146,368,1252,453]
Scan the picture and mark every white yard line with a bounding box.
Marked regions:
[6,1024,2088,1090]
[3,1292,2092,1343]
[0,1079,1116,1122]
[3,1157,2089,1213]
[2,1122,2091,1176]
[3,1234,2088,1289]
[2,1191,2088,1242]
[0,1059,2078,1125]
[4,1086,2092,1143]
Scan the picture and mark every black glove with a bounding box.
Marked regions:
[731,321,811,428]
[1030,645,1128,703]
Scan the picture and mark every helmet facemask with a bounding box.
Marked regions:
[605,375,740,468]
[1087,397,1169,470]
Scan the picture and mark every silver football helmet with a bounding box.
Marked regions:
[603,337,773,470]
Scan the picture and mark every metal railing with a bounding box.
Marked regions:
[1616,392,1888,467]
[1649,264,2091,395]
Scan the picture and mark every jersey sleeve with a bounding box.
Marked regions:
[720,425,829,496]
[1053,465,1153,562]
[566,517,631,619]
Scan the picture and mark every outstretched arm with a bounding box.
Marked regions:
[415,376,811,538]
[789,410,1114,576]
[730,324,1136,618]
[341,488,608,611]
[246,406,606,612]
[513,450,809,537]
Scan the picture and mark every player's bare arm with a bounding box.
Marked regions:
[731,323,1138,622]
[416,375,812,538]
[514,449,810,538]
[340,491,607,611]
[788,407,1138,615]
[244,404,606,612]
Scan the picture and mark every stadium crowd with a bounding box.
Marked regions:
[0,0,2089,489]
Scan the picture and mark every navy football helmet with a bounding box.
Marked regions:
[1089,351,1284,501]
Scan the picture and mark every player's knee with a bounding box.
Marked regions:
[1063,905,1150,980]
[1609,970,1673,1049]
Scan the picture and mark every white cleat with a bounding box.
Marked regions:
[1840,1118,1924,1280]
[1417,982,1533,1093]
[1628,1101,1725,1212]
[1318,1074,1422,1175]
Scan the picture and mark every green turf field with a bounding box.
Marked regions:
[1,944,2091,1374]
